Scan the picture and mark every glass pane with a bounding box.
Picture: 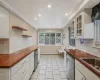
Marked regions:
[56,33,61,44]
[39,33,44,44]
[95,20,100,42]
[45,33,50,44]
[50,33,55,45]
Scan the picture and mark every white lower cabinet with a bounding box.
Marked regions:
[0,51,35,80]
[75,67,86,80]
[75,60,100,80]
[29,52,34,76]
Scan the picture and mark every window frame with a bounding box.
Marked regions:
[38,32,62,46]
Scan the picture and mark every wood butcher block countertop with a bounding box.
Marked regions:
[65,49,100,78]
[0,45,38,68]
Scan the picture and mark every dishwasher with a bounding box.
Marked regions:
[66,53,75,80]
[34,49,38,71]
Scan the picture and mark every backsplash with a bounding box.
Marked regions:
[76,39,100,58]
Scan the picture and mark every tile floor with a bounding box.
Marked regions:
[30,55,68,80]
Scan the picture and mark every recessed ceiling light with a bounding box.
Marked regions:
[53,25,55,27]
[45,25,48,27]
[34,18,37,20]
[38,14,41,17]
[65,13,68,16]
[48,4,52,8]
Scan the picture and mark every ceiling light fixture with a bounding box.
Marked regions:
[53,25,55,27]
[38,14,41,17]
[48,4,52,8]
[45,25,48,27]
[65,13,68,16]
[34,18,37,20]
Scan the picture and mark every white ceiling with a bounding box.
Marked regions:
[1,0,100,29]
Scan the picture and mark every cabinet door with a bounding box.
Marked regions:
[29,52,34,76]
[31,52,34,72]
[76,13,83,37]
[75,67,86,80]
[0,6,9,38]
[70,20,75,38]
[22,72,29,80]
[75,60,100,80]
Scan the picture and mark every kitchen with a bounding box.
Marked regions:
[0,0,100,80]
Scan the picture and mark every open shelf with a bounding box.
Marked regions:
[0,38,8,42]
[22,35,32,37]
[12,26,27,31]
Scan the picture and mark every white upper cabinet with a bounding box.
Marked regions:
[70,20,76,39]
[76,8,93,39]
[0,6,9,38]
[84,23,94,39]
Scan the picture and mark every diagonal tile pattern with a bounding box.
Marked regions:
[30,55,68,80]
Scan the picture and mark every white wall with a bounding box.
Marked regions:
[9,13,37,53]
[62,26,69,47]
[0,7,37,54]
[75,39,100,57]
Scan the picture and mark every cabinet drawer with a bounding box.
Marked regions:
[19,63,29,80]
[12,62,29,80]
[11,56,29,76]
[12,71,21,80]
[22,71,29,80]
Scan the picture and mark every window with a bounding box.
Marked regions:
[56,33,61,44]
[95,20,100,43]
[39,33,62,45]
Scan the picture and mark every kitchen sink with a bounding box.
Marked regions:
[81,58,100,72]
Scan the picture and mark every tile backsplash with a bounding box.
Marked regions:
[76,39,100,58]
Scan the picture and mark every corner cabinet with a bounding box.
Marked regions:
[76,8,93,39]
[0,6,9,39]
